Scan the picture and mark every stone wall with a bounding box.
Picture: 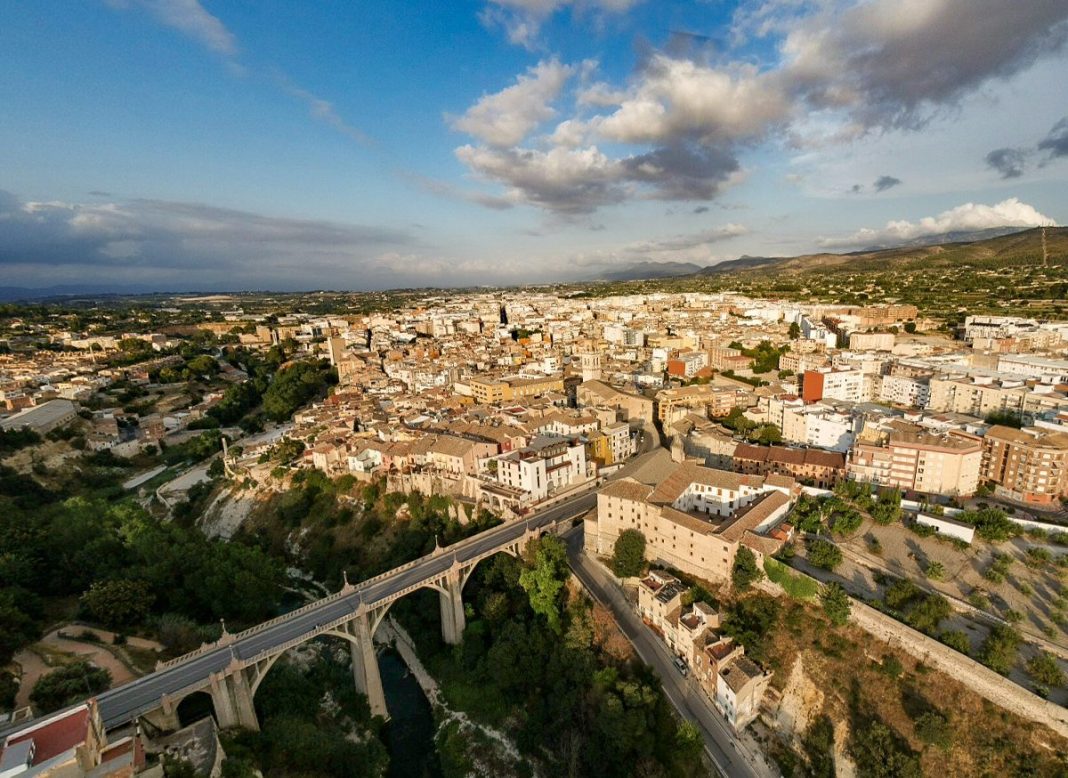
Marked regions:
[849,599,1068,740]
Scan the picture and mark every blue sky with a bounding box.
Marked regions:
[1,0,1067,291]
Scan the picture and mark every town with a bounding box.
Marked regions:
[2,288,1067,777]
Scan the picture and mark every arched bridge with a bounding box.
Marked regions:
[92,487,599,733]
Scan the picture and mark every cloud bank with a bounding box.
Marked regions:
[819,197,1055,249]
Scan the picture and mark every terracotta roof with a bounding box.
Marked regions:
[720,491,791,542]
[721,655,766,693]
[647,462,766,505]
[599,478,654,502]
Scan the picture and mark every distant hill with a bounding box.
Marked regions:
[591,226,1065,284]
[597,261,705,281]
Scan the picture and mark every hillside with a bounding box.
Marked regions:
[583,227,1068,319]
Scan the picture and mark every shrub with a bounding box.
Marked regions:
[878,654,904,678]
[914,711,952,749]
[938,630,970,656]
[979,625,1022,675]
[924,561,945,581]
[1026,651,1065,689]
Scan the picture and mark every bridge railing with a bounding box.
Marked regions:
[156,499,589,671]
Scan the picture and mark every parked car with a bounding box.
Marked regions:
[673,656,688,676]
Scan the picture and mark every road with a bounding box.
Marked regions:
[565,531,773,778]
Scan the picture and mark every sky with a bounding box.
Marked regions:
[1,0,1067,292]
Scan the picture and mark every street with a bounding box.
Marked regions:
[564,530,776,778]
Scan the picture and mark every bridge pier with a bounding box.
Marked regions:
[210,670,259,731]
[439,566,466,645]
[351,611,388,719]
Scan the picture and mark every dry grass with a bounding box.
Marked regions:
[762,597,1068,777]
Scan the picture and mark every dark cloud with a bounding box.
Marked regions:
[0,190,414,289]
[788,1,1068,130]
[873,175,902,192]
[692,205,710,214]
[985,147,1028,178]
[850,184,862,193]
[620,144,739,201]
[1038,116,1068,158]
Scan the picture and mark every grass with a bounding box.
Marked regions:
[764,558,819,600]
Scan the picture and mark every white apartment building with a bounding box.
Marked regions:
[879,374,931,409]
[495,435,588,502]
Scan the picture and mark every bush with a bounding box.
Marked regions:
[938,630,970,655]
[879,654,904,678]
[924,561,945,581]
[1026,651,1066,689]
[807,539,843,571]
[611,529,646,578]
[914,711,952,749]
[80,579,154,628]
[979,624,1022,675]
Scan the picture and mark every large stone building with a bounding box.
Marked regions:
[732,443,846,488]
[586,462,796,583]
[982,425,1068,505]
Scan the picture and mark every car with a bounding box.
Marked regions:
[673,657,688,676]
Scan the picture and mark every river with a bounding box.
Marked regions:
[378,648,442,778]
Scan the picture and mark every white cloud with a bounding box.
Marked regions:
[480,0,641,48]
[105,0,237,56]
[819,197,1056,248]
[450,60,573,147]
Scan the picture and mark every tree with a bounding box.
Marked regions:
[820,583,851,626]
[611,529,646,578]
[903,322,917,334]
[788,321,801,340]
[732,546,763,591]
[80,579,154,628]
[849,721,921,778]
[807,539,843,571]
[519,536,569,634]
[30,660,111,713]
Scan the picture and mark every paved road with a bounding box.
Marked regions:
[565,532,773,778]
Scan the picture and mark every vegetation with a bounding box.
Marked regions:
[882,579,951,636]
[610,529,646,578]
[978,624,1022,675]
[732,546,764,591]
[820,583,851,626]
[30,661,111,713]
[398,536,706,777]
[807,539,843,571]
[261,359,336,422]
[765,557,818,599]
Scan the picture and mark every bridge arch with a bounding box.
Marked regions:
[175,690,216,728]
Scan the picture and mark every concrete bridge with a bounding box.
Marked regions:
[88,487,602,733]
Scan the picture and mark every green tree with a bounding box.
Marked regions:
[519,536,569,634]
[611,529,646,578]
[924,561,945,581]
[807,539,843,571]
[732,546,763,591]
[30,660,111,713]
[788,321,801,339]
[80,579,154,628]
[820,582,851,626]
[849,721,921,778]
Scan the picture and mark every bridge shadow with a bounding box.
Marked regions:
[176,690,216,729]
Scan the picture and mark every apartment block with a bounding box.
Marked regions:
[801,368,865,403]
[849,425,982,496]
[982,425,1068,505]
